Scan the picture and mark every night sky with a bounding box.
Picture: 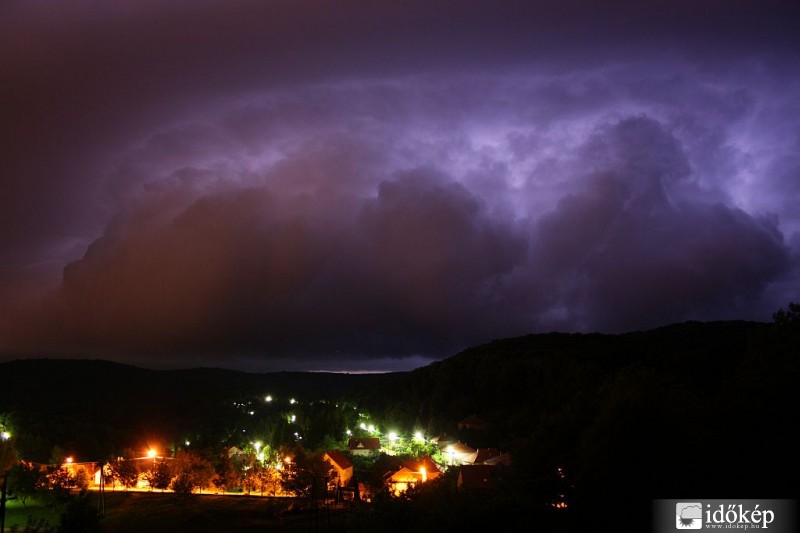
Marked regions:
[2,1,799,372]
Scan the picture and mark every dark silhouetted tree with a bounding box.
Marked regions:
[108,458,139,489]
[144,460,173,491]
[170,450,215,494]
[9,461,45,505]
[773,301,800,326]
[280,452,333,500]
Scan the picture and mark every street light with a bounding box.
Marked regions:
[147,449,157,470]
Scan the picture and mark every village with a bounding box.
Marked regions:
[2,412,520,511]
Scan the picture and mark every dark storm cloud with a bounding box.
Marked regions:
[531,117,791,331]
[14,166,526,360]
[1,0,799,370]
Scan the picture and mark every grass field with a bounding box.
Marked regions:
[4,492,352,532]
[3,498,60,531]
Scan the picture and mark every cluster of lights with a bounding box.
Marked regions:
[385,430,426,444]
[252,441,265,461]
[0,431,10,441]
[358,422,377,433]
[29,399,435,482]
[348,424,428,444]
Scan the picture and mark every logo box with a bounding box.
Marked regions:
[675,502,702,529]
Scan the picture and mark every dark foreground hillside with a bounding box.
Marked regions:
[350,319,800,530]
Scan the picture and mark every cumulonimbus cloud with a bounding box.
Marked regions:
[1,64,797,367]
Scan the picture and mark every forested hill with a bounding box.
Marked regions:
[355,320,771,435]
[353,319,799,509]
[0,358,389,461]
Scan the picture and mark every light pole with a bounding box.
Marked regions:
[1,431,14,533]
[97,461,105,518]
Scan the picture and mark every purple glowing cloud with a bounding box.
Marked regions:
[1,1,798,371]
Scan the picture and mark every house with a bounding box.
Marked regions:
[385,455,442,496]
[457,415,488,431]
[441,441,476,465]
[348,437,381,455]
[62,460,98,488]
[323,450,354,487]
[227,446,246,459]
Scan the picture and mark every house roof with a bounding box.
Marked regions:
[388,467,421,483]
[227,446,245,458]
[443,441,476,455]
[402,455,441,473]
[463,448,501,465]
[348,437,381,451]
[388,460,442,484]
[483,452,512,466]
[324,450,353,470]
